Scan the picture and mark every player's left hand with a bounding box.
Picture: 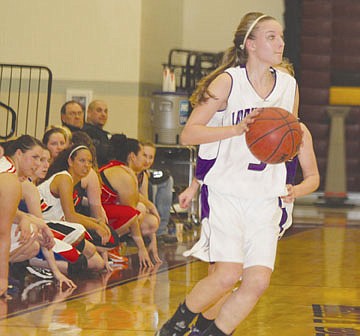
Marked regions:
[281,184,295,203]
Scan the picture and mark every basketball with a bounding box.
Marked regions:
[245,107,302,164]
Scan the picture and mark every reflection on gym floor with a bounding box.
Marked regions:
[1,196,360,336]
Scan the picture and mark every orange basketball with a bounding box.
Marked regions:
[245,107,302,164]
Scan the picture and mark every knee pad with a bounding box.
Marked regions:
[75,238,85,252]
[86,226,120,249]
[67,253,88,276]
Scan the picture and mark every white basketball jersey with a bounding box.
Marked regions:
[204,66,297,198]
[0,156,16,174]
[195,111,224,182]
[197,111,224,161]
[37,171,73,221]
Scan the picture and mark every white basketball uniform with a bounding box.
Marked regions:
[37,171,72,221]
[196,110,225,177]
[0,158,83,260]
[185,66,297,269]
[183,111,224,258]
[0,156,16,174]
[37,170,87,245]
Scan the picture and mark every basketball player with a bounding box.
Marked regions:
[0,146,22,297]
[0,136,55,297]
[142,141,177,244]
[100,134,160,267]
[177,121,319,335]
[38,145,120,272]
[21,147,100,280]
[156,12,300,336]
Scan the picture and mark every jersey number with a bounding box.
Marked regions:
[248,162,267,171]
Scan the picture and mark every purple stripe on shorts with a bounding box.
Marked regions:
[278,197,288,234]
[200,184,210,220]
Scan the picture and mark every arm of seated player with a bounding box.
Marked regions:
[13,210,38,244]
[137,173,159,220]
[81,168,108,223]
[129,217,153,268]
[54,174,100,228]
[12,211,55,254]
[40,246,77,288]
[25,213,55,250]
[22,180,57,249]
[282,123,320,203]
[139,171,150,199]
[147,232,162,264]
[138,193,160,222]
[53,174,110,244]
[22,179,43,218]
[22,181,76,284]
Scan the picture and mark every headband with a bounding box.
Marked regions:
[68,145,88,160]
[239,14,268,50]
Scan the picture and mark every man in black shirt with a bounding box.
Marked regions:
[82,100,112,167]
[60,100,85,132]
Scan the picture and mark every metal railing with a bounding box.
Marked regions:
[0,63,52,139]
[163,49,223,94]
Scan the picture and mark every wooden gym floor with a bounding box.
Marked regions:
[1,196,360,336]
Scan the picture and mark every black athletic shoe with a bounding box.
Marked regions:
[26,266,54,279]
[155,320,189,336]
[188,326,201,336]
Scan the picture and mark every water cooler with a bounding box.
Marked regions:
[151,91,190,145]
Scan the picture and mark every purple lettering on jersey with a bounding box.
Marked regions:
[231,107,254,125]
[248,162,267,171]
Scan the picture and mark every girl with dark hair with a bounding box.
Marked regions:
[122,138,161,262]
[98,134,160,267]
[71,131,108,222]
[38,145,119,272]
[3,135,44,181]
[15,146,77,286]
[0,136,55,296]
[19,146,88,282]
[156,12,299,336]
[70,132,124,263]
[0,144,22,297]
